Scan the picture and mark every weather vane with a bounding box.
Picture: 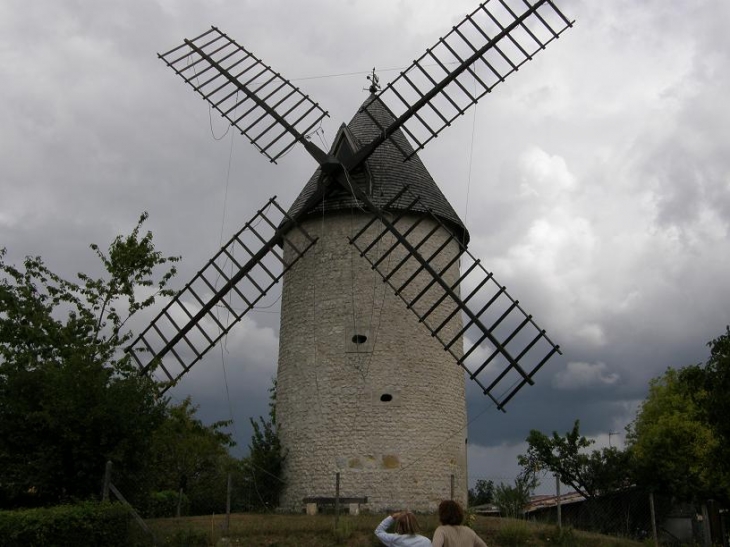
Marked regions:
[367,67,380,94]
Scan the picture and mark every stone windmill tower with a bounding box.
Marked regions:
[276,94,471,510]
[130,0,572,512]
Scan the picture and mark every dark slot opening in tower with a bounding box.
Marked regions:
[352,334,368,345]
[380,393,393,402]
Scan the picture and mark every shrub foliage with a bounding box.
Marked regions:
[0,502,130,547]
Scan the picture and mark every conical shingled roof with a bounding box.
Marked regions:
[286,94,469,245]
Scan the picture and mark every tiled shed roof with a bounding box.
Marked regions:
[286,94,469,245]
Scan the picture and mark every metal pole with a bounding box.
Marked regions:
[649,492,659,547]
[335,472,341,529]
[225,473,232,536]
[464,437,469,507]
[450,474,455,500]
[555,475,562,531]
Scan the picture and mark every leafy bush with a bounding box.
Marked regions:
[496,520,533,546]
[148,490,190,518]
[464,508,477,529]
[0,502,130,547]
[493,476,535,518]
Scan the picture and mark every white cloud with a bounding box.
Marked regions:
[553,362,620,390]
[574,324,607,348]
[518,146,577,199]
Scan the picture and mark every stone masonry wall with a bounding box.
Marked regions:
[276,211,469,513]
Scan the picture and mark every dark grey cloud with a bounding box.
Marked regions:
[2,0,729,486]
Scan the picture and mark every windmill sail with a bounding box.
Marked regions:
[127,198,317,393]
[348,184,560,410]
[158,27,330,164]
[353,0,573,163]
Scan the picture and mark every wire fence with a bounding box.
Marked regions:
[106,463,728,547]
[469,474,729,546]
[100,458,286,546]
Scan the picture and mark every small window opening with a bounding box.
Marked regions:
[352,334,368,345]
[380,393,393,402]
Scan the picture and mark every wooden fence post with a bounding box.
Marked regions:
[701,503,711,547]
[649,491,659,547]
[556,474,562,531]
[102,461,112,502]
[108,482,156,545]
[176,487,184,518]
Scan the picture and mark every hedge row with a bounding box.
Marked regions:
[0,501,131,547]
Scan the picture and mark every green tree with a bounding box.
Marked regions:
[680,326,730,500]
[626,368,715,500]
[469,479,495,506]
[239,380,285,511]
[0,213,179,507]
[703,326,730,441]
[518,420,632,501]
[493,476,535,518]
[627,328,730,503]
[148,397,236,515]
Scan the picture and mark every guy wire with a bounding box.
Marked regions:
[214,114,239,437]
[310,192,326,418]
[463,70,478,245]
[187,52,232,141]
[360,214,392,380]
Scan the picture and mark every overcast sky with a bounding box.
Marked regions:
[2,0,729,492]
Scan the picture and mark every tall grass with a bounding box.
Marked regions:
[142,514,644,547]
[495,520,533,546]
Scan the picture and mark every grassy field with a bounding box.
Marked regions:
[142,513,645,547]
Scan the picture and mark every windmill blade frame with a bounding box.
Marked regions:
[158,27,330,164]
[127,197,318,393]
[352,0,573,164]
[342,178,560,410]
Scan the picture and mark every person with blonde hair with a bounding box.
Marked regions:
[375,510,432,546]
[432,500,487,547]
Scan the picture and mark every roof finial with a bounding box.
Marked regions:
[367,68,380,94]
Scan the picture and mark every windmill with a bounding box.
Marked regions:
[131,0,572,511]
